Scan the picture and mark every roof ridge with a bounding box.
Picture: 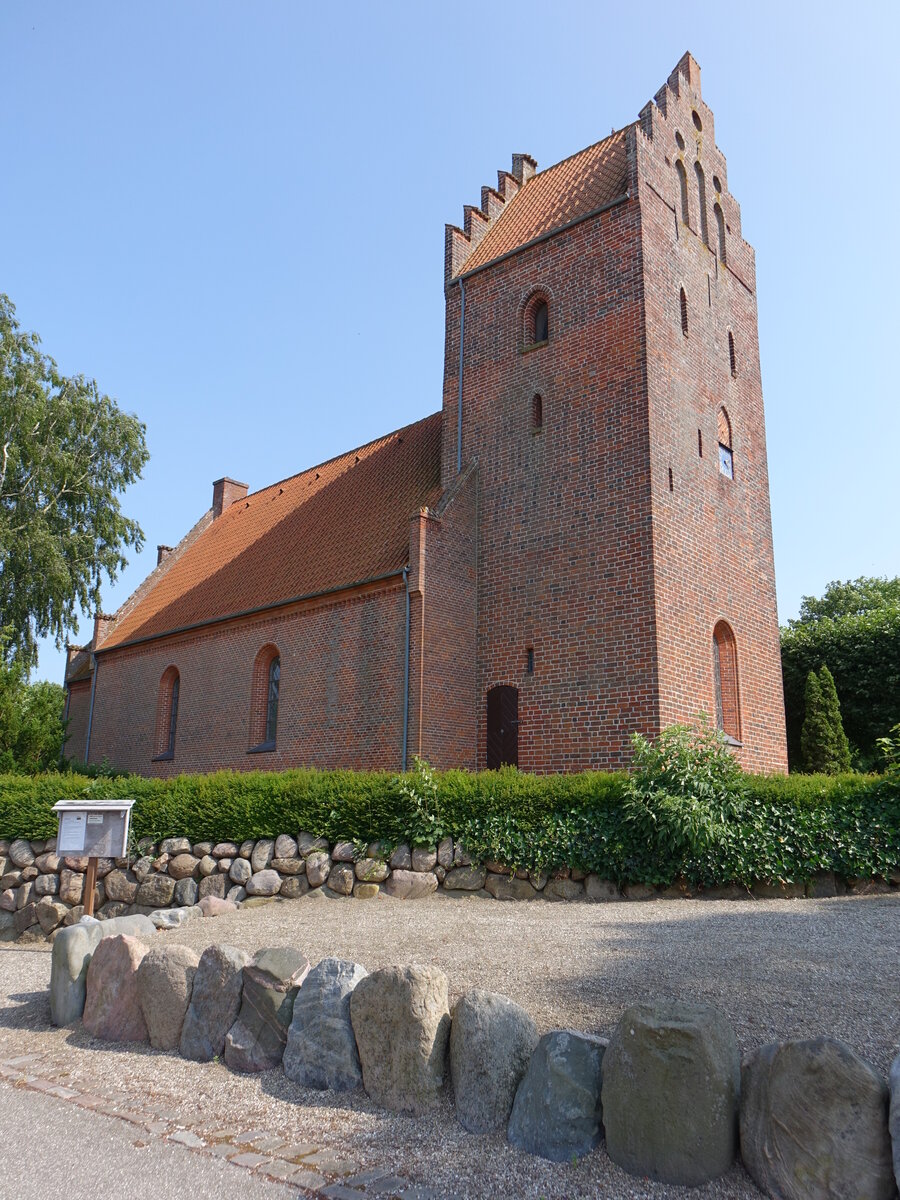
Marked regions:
[529,123,632,182]
[237,410,442,504]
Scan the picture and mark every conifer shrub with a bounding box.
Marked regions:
[800,666,852,774]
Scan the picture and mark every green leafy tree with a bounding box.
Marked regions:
[781,577,900,769]
[0,294,148,667]
[0,650,66,772]
[817,665,852,773]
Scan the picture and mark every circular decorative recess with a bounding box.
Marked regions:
[692,110,702,131]
[675,131,685,150]
[713,174,722,193]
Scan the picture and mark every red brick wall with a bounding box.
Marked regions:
[410,465,479,769]
[64,680,92,764]
[636,60,787,772]
[87,581,408,775]
[442,136,662,771]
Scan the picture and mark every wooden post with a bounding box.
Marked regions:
[84,856,98,918]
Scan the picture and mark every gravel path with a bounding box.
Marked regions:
[1,890,898,1200]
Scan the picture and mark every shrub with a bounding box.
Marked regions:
[0,746,897,888]
[800,667,852,775]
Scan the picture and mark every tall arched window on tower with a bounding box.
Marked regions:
[675,159,690,225]
[713,621,741,743]
[249,644,281,752]
[153,666,180,760]
[694,161,709,245]
[714,202,727,263]
[717,406,733,478]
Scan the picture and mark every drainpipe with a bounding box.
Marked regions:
[84,653,99,765]
[401,566,410,772]
[456,277,465,475]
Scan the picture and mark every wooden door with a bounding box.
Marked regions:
[486,685,518,768]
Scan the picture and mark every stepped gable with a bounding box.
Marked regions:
[447,131,630,279]
[99,412,443,651]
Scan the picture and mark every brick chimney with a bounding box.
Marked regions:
[93,613,115,648]
[212,477,249,518]
[157,544,174,566]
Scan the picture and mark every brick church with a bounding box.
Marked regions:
[64,53,788,776]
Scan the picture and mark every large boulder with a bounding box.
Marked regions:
[507,1030,605,1161]
[383,869,438,900]
[136,945,200,1050]
[149,905,201,929]
[229,857,252,885]
[135,873,176,908]
[327,863,355,895]
[180,943,250,1061]
[305,851,331,887]
[167,854,199,881]
[34,873,59,896]
[450,990,538,1133]
[443,866,487,892]
[159,837,191,856]
[350,964,450,1114]
[245,869,282,897]
[274,834,298,860]
[173,877,198,907]
[198,872,226,900]
[82,934,149,1042]
[35,898,68,933]
[483,874,537,901]
[8,838,35,868]
[101,913,157,939]
[283,958,368,1090]
[59,869,85,906]
[224,947,310,1072]
[250,839,275,873]
[50,921,103,1025]
[740,1038,895,1200]
[602,1001,739,1186]
[104,869,138,904]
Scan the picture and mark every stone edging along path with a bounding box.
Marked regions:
[3,831,899,946]
[47,914,900,1200]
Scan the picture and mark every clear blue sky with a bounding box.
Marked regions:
[2,1,897,683]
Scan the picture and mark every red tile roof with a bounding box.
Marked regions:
[460,128,631,275]
[100,412,443,650]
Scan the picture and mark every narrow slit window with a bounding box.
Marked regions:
[717,407,734,479]
[532,394,543,431]
[265,657,280,744]
[728,331,737,377]
[694,161,709,245]
[153,667,180,760]
[680,287,689,336]
[668,466,674,491]
[713,621,741,742]
[249,645,280,751]
[698,429,703,457]
[675,159,690,225]
[533,301,548,343]
[526,648,534,674]
[715,202,727,263]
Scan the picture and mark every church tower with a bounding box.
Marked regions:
[435,52,787,773]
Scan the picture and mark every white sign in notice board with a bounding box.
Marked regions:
[57,811,87,854]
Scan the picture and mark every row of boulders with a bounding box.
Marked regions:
[49,920,900,1199]
[4,830,900,944]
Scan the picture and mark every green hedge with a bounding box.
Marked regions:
[0,767,897,888]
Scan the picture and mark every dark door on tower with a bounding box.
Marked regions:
[486,685,519,769]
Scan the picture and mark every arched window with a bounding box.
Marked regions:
[694,161,709,245]
[532,394,543,431]
[717,406,733,479]
[714,202,727,264]
[680,287,689,336]
[728,331,737,377]
[153,667,180,760]
[713,621,741,742]
[675,160,690,225]
[249,645,280,751]
[523,292,550,348]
